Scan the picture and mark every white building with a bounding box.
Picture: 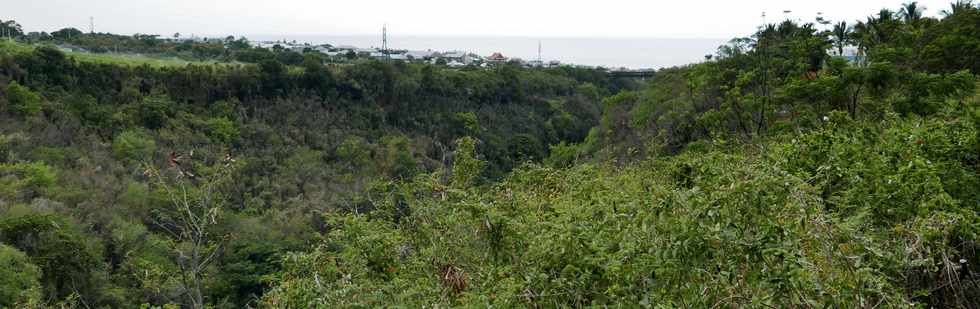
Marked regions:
[405,50,437,61]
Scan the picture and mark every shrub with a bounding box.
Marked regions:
[112,130,157,163]
[450,137,485,188]
[206,117,239,143]
[0,162,57,200]
[4,81,42,117]
[0,244,41,307]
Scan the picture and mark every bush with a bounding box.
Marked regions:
[336,137,371,171]
[4,81,42,117]
[0,162,57,200]
[112,130,157,163]
[450,137,485,188]
[262,107,980,307]
[377,135,418,179]
[0,244,41,307]
[206,117,239,143]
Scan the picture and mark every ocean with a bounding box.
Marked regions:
[249,35,728,70]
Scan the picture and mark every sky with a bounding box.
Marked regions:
[4,0,957,39]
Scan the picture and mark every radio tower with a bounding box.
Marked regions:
[382,24,390,62]
[537,40,542,63]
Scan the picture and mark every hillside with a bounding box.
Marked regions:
[0,37,627,308]
[1,1,979,308]
[265,100,979,308]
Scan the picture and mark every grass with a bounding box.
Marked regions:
[0,39,230,68]
[66,51,221,67]
[0,39,34,54]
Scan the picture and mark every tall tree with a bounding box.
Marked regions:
[831,21,852,56]
[147,155,238,309]
[900,2,924,25]
[941,0,975,16]
[0,20,24,38]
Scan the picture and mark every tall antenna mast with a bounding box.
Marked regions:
[382,23,390,62]
[537,40,542,62]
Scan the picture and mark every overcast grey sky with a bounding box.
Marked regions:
[4,0,957,38]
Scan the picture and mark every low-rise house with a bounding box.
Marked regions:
[486,52,508,63]
[369,52,410,61]
[258,42,279,49]
[355,48,377,56]
[313,46,331,53]
[438,51,468,63]
[405,50,437,61]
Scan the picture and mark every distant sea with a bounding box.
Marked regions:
[249,35,727,70]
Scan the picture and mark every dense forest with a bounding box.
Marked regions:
[1,1,979,308]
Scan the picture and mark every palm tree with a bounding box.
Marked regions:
[861,9,899,47]
[850,21,871,66]
[831,21,851,56]
[942,0,975,16]
[900,2,923,25]
[876,8,898,25]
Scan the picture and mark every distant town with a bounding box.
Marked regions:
[162,35,652,72]
[250,37,566,67]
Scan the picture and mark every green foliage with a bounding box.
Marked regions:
[336,137,371,172]
[264,101,980,307]
[262,215,414,308]
[205,117,239,144]
[0,17,613,309]
[377,135,419,180]
[450,137,485,188]
[451,112,480,135]
[112,130,157,163]
[137,97,172,129]
[4,81,42,117]
[544,141,583,168]
[0,162,56,200]
[1,3,979,307]
[508,133,544,162]
[0,214,105,305]
[0,243,41,308]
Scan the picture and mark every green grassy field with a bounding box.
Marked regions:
[0,39,229,68]
[66,51,223,67]
[0,39,34,54]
